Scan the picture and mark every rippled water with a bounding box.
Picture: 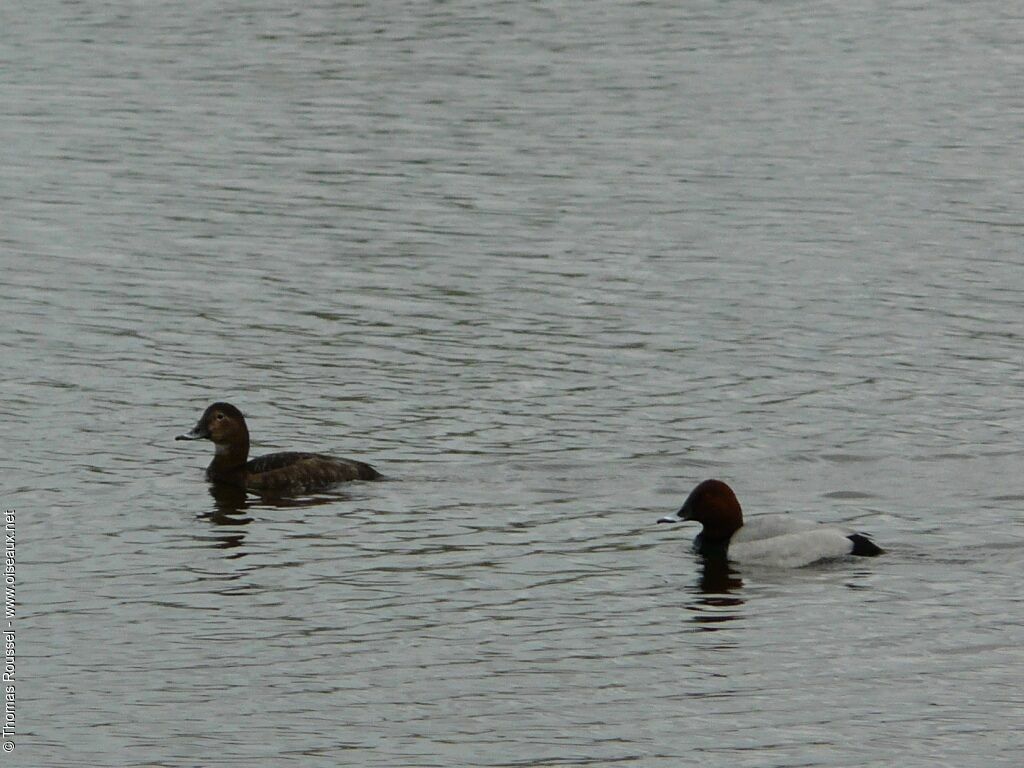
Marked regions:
[4,1,1024,766]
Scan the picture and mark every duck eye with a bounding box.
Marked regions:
[215,413,225,421]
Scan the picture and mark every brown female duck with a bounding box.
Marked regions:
[176,402,380,493]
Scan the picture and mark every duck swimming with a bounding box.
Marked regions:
[176,402,381,493]
[658,479,882,567]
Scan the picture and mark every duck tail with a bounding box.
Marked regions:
[848,533,883,557]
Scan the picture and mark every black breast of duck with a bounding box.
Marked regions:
[176,402,380,493]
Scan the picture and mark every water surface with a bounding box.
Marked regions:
[3,1,1023,766]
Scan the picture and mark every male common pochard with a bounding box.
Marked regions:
[658,479,882,567]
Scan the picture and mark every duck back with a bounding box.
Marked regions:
[243,452,381,492]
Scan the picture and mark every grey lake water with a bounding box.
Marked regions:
[3,1,1024,766]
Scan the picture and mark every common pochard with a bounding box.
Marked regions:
[176,402,380,493]
[658,479,882,567]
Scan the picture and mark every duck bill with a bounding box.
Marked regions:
[175,421,209,441]
[657,504,693,524]
[657,508,685,524]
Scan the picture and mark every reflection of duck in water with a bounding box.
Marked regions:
[696,555,744,595]
[196,485,346,551]
[659,479,883,568]
[177,402,381,494]
[685,556,745,631]
[207,483,251,514]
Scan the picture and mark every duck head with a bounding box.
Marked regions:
[658,479,744,540]
[176,402,250,457]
